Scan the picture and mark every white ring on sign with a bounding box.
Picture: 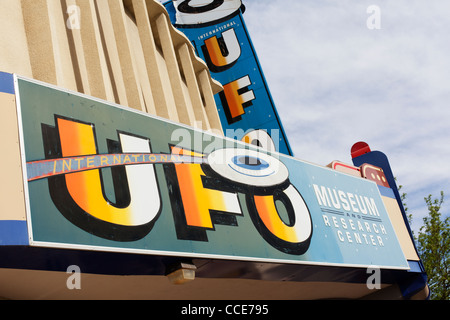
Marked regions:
[207,149,289,187]
[242,129,276,152]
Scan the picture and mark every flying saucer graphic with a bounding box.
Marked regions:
[207,148,289,187]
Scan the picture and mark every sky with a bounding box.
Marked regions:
[240,0,450,234]
[160,1,450,233]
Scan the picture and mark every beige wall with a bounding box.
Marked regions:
[0,0,223,133]
[382,196,420,261]
[0,93,26,221]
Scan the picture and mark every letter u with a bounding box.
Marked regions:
[356,195,368,214]
[328,188,341,209]
[48,118,161,241]
[202,29,241,72]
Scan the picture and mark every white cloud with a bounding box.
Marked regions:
[242,0,450,231]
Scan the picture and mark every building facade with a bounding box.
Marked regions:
[0,0,428,300]
[0,0,222,131]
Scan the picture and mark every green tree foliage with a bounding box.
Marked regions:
[416,192,450,300]
[398,183,449,300]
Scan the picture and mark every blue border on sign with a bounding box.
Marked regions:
[0,72,15,95]
[0,221,29,245]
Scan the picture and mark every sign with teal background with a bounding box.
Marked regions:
[17,76,409,269]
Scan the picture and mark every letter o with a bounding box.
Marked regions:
[177,0,224,14]
[247,185,313,255]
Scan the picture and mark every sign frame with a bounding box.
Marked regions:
[14,74,409,271]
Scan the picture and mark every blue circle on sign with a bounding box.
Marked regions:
[232,155,270,171]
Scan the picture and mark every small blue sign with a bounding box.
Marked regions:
[164,1,293,156]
